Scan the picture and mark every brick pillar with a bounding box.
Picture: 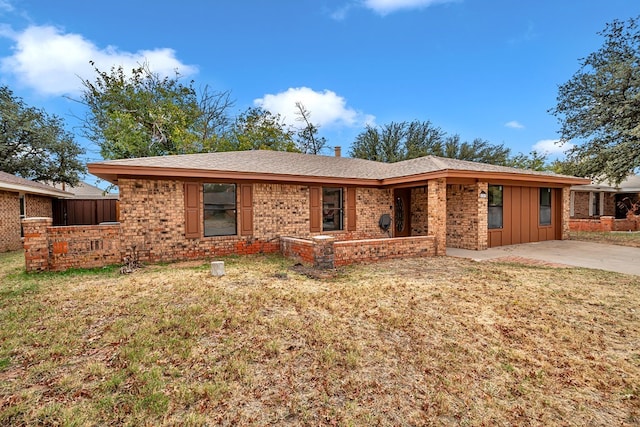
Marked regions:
[427,178,447,256]
[476,182,488,250]
[22,217,52,272]
[313,235,335,269]
[561,187,571,239]
[600,216,615,232]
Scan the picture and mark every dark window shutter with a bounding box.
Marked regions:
[184,182,200,238]
[240,184,253,236]
[310,186,322,233]
[347,187,356,231]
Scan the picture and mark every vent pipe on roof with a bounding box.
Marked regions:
[334,146,341,157]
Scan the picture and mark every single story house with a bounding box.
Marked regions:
[570,175,640,219]
[0,171,71,252]
[49,180,119,226]
[84,150,589,266]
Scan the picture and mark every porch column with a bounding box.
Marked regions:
[22,217,52,272]
[427,178,447,255]
[476,182,488,250]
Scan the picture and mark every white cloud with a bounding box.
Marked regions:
[0,0,14,12]
[363,0,455,15]
[254,87,374,129]
[532,139,574,156]
[505,120,524,129]
[0,25,197,96]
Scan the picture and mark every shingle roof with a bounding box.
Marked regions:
[0,171,71,198]
[88,150,587,184]
[571,174,640,192]
[90,150,386,179]
[49,181,119,199]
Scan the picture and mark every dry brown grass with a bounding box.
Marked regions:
[1,250,639,426]
[570,230,640,248]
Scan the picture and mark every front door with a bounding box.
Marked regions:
[394,188,411,237]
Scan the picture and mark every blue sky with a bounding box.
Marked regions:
[0,0,638,176]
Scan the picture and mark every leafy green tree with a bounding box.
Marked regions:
[79,62,233,159]
[442,135,511,165]
[507,150,550,171]
[294,102,327,154]
[227,107,298,152]
[550,16,640,184]
[0,86,85,185]
[350,120,511,165]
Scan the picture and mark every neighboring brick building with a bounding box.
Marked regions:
[570,175,640,219]
[0,171,71,252]
[82,150,588,266]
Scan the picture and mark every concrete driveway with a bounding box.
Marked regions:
[447,240,640,276]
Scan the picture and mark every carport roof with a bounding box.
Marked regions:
[0,171,72,198]
[88,150,590,186]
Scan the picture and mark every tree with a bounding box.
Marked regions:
[294,102,327,154]
[350,120,511,165]
[79,62,233,159]
[550,16,640,185]
[507,150,550,171]
[227,107,298,152]
[442,135,511,165]
[0,86,85,185]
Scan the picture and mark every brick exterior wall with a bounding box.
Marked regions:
[22,218,123,272]
[410,186,429,236]
[569,217,639,232]
[353,187,393,239]
[571,191,616,218]
[25,194,52,218]
[334,236,435,267]
[47,224,122,271]
[427,178,447,255]
[562,187,571,240]
[446,182,488,250]
[22,218,52,272]
[282,235,436,268]
[116,179,393,264]
[0,190,21,252]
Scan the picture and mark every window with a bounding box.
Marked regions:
[488,185,503,229]
[19,195,26,237]
[540,187,552,226]
[203,183,236,236]
[322,187,344,231]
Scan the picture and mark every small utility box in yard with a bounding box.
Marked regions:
[210,261,225,276]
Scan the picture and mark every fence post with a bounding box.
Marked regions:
[22,217,52,272]
[312,235,335,269]
[600,216,615,232]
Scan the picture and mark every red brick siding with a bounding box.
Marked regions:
[410,186,429,236]
[0,190,22,252]
[569,217,639,232]
[25,194,52,218]
[47,224,122,271]
[334,236,435,267]
[572,191,616,218]
[280,237,315,264]
[427,178,447,255]
[446,183,488,250]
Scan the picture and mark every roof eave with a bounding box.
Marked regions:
[0,182,72,198]
[381,169,591,186]
[88,164,383,186]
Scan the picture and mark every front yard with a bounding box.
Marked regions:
[0,250,639,426]
[570,230,640,248]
